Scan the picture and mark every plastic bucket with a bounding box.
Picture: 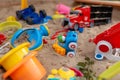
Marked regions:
[3,51,46,80]
[0,42,30,70]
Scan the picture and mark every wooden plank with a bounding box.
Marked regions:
[74,0,120,7]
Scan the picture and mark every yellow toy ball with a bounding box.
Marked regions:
[51,69,58,75]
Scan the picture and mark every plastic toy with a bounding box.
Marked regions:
[21,0,28,9]
[0,18,22,38]
[53,31,78,57]
[0,42,30,70]
[3,51,46,80]
[61,5,112,31]
[11,25,49,50]
[6,16,16,21]
[47,67,76,80]
[0,33,6,45]
[62,6,93,32]
[56,3,71,15]
[98,61,120,80]
[91,22,120,61]
[16,5,52,25]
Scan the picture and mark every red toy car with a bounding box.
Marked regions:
[62,6,94,33]
[92,22,120,61]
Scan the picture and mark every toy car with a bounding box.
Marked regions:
[61,5,112,32]
[11,25,49,50]
[53,31,78,57]
[62,6,93,33]
[92,22,120,61]
[16,5,52,25]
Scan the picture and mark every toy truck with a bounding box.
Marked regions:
[62,5,112,32]
[53,31,78,57]
[16,5,52,25]
[92,22,120,61]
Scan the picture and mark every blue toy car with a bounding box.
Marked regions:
[57,31,78,57]
[16,5,52,25]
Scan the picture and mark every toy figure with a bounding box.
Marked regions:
[53,31,78,57]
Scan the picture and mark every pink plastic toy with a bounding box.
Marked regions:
[56,3,71,15]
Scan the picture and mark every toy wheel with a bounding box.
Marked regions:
[39,10,47,18]
[95,53,104,60]
[67,52,75,57]
[16,11,22,19]
[96,40,113,54]
[29,5,35,12]
[79,27,84,33]
[90,22,94,27]
[62,18,69,27]
[26,17,33,25]
[69,42,77,50]
[74,24,79,31]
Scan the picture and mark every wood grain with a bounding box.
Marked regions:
[74,0,120,7]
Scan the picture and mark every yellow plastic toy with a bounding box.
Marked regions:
[6,16,16,21]
[52,14,65,20]
[52,40,66,56]
[98,61,120,80]
[47,67,75,80]
[58,67,75,79]
[0,17,22,38]
[21,0,28,10]
[0,42,30,71]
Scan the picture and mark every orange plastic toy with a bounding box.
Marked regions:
[21,0,28,9]
[3,51,46,80]
[52,40,66,56]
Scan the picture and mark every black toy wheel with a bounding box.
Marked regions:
[16,11,22,20]
[62,18,69,27]
[29,5,35,12]
[39,10,47,18]
[26,17,33,25]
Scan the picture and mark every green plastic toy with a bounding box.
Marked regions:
[98,61,120,80]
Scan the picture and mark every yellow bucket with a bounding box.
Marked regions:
[0,21,22,38]
[0,42,30,71]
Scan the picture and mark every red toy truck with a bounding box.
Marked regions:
[62,5,112,32]
[92,22,120,61]
[62,6,93,32]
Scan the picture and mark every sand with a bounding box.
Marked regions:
[0,0,120,80]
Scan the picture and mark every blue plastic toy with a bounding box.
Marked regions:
[16,5,52,25]
[53,31,78,57]
[11,25,49,50]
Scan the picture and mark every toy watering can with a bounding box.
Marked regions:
[11,25,49,50]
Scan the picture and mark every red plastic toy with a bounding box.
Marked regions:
[0,33,6,45]
[92,22,120,61]
[62,6,94,31]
